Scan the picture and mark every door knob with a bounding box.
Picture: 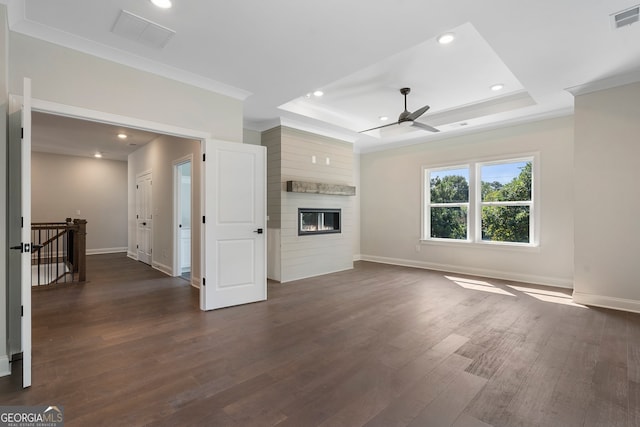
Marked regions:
[253,228,263,234]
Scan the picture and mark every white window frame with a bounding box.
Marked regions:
[423,164,471,242]
[422,154,539,248]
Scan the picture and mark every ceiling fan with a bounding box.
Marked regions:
[360,87,439,133]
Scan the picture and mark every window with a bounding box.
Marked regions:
[428,166,469,240]
[480,160,532,243]
[424,156,536,246]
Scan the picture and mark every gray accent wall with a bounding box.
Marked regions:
[264,126,356,282]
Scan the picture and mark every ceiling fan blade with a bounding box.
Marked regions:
[407,105,430,121]
[412,121,440,133]
[359,122,398,133]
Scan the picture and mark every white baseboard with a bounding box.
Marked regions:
[572,292,640,314]
[353,253,362,262]
[280,265,354,283]
[127,251,138,260]
[152,261,173,276]
[360,254,574,289]
[0,355,10,377]
[87,247,127,255]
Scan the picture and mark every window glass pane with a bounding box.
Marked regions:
[431,206,468,239]
[482,205,530,243]
[481,161,531,202]
[430,168,469,203]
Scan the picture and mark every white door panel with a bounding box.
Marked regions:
[8,79,32,387]
[202,140,266,310]
[136,173,152,265]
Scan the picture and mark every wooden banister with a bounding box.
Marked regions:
[31,218,87,285]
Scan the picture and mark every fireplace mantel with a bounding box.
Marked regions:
[286,180,356,196]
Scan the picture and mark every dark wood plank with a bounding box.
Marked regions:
[1,254,639,427]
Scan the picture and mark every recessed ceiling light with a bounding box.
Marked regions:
[150,0,172,9]
[94,152,103,158]
[313,90,324,97]
[490,83,505,91]
[379,116,389,121]
[437,33,455,44]
[117,133,128,139]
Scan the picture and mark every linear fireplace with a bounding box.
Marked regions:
[298,208,341,236]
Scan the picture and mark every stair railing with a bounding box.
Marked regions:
[31,218,87,286]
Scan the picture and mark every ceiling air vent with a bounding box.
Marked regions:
[112,10,175,48]
[611,5,639,29]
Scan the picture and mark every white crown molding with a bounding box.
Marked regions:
[1,0,252,101]
[357,107,574,154]
[566,68,640,97]
[245,116,358,144]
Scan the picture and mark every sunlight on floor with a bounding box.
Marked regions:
[507,285,587,308]
[445,275,587,308]
[445,276,516,296]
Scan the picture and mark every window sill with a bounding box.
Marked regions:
[419,238,540,252]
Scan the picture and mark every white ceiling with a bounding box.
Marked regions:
[5,0,640,153]
[32,112,162,161]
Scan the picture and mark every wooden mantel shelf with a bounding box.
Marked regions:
[286,180,356,196]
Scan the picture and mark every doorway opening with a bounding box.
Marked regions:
[174,157,192,283]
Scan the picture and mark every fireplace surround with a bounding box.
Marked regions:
[298,208,341,236]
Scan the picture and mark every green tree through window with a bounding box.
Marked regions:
[481,161,532,243]
[429,168,469,240]
[425,158,534,245]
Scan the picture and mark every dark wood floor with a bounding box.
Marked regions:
[1,254,639,427]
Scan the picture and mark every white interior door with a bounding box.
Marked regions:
[136,173,153,265]
[201,140,266,310]
[7,78,32,388]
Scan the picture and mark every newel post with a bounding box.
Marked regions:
[74,219,87,282]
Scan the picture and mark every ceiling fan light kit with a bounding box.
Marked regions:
[359,87,440,134]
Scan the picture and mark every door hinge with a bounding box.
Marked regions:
[202,277,205,286]
[136,185,139,189]
[21,127,23,139]
[203,153,206,162]
[136,244,139,249]
[21,216,24,228]
[202,216,206,224]
[21,305,23,317]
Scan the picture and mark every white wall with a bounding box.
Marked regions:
[31,152,128,253]
[360,116,574,287]
[243,128,262,145]
[573,82,640,313]
[8,33,243,142]
[128,135,201,284]
[0,4,10,376]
